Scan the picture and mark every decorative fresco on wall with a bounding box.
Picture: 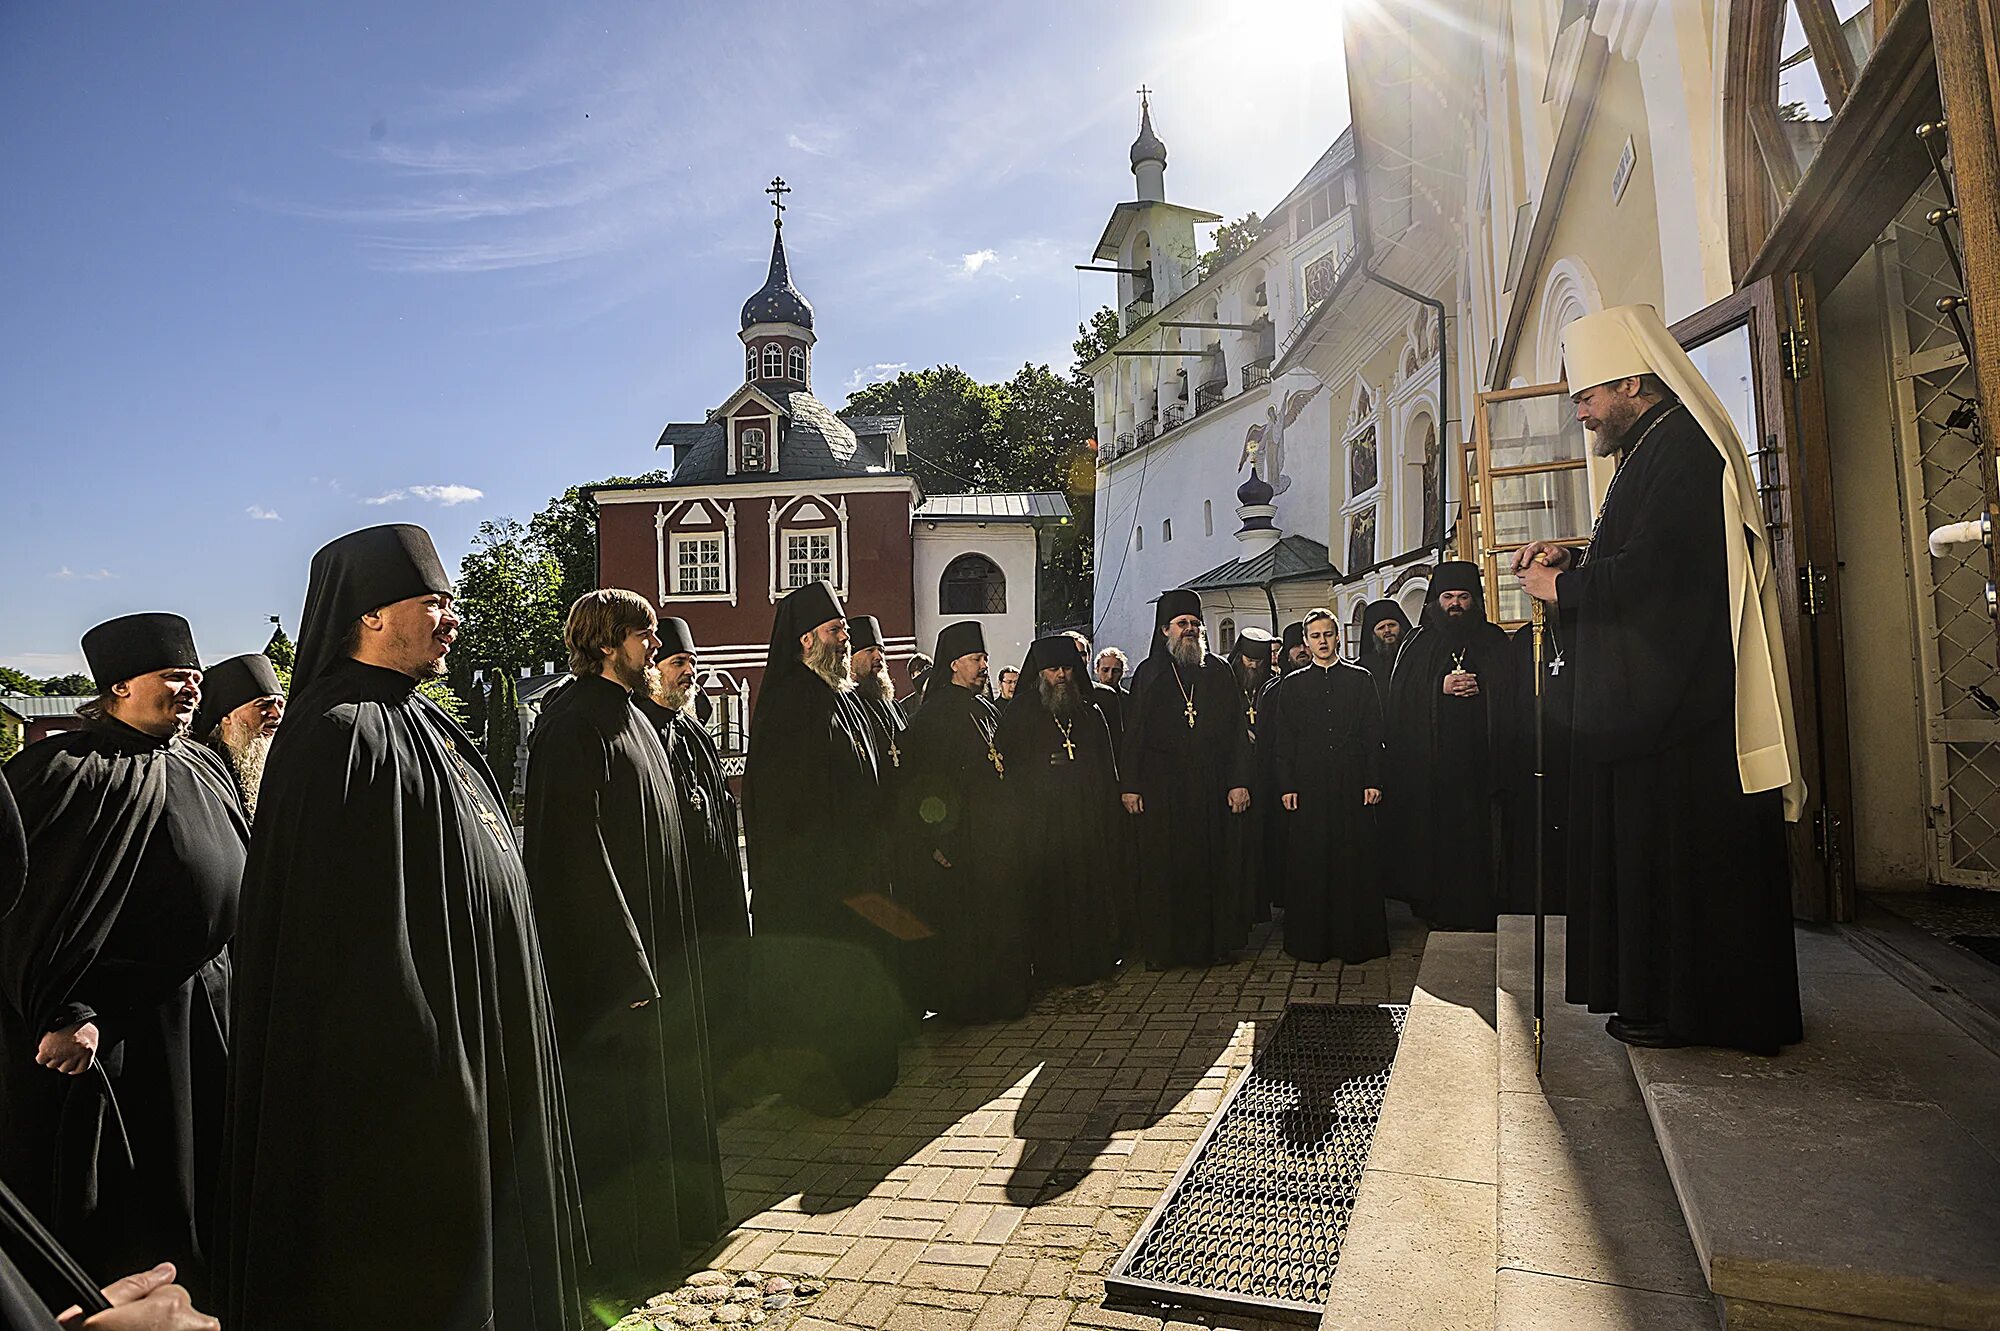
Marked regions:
[1236,382,1322,498]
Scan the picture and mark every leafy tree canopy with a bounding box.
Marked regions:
[453,518,565,678]
[1199,212,1264,279]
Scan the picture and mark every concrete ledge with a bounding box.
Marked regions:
[1322,932,1498,1331]
[1632,928,2000,1331]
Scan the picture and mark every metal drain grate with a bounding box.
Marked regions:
[1105,1003,1406,1320]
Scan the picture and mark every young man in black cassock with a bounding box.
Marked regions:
[847,615,907,773]
[192,652,284,821]
[1229,627,1277,928]
[222,524,581,1331]
[1385,562,1516,930]
[1119,590,1256,967]
[1517,304,1803,1054]
[639,617,753,1095]
[994,636,1125,989]
[894,622,1032,1022]
[1,614,245,1305]
[742,581,903,1114]
[524,592,726,1304]
[1359,600,1411,714]
[1275,610,1389,964]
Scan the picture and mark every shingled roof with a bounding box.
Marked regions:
[1181,535,1341,591]
[656,389,895,485]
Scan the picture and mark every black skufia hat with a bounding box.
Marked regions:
[848,615,888,652]
[934,620,987,667]
[657,617,696,658]
[761,580,847,679]
[294,524,453,690]
[193,653,284,734]
[1282,621,1306,651]
[82,613,202,690]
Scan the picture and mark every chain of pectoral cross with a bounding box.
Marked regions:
[443,738,512,850]
[1053,716,1077,762]
[977,717,1004,777]
[1170,662,1198,729]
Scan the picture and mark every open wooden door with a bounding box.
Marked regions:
[1673,273,1853,921]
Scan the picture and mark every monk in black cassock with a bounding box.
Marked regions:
[1254,622,1305,915]
[1518,304,1802,1053]
[1275,610,1389,964]
[638,617,753,1094]
[0,614,245,1304]
[993,636,1124,988]
[193,652,284,821]
[523,591,725,1303]
[895,622,1031,1021]
[1082,640,1129,758]
[1503,619,1572,915]
[1120,590,1255,966]
[1359,600,1411,715]
[1229,627,1277,929]
[847,615,907,774]
[1385,562,1515,930]
[222,525,580,1330]
[1280,621,1309,673]
[742,581,903,1114]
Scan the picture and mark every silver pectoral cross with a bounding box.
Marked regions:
[1548,652,1566,676]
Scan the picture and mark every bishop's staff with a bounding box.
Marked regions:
[1530,551,1551,1079]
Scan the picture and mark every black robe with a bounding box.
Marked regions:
[1558,400,1801,1053]
[0,717,244,1302]
[1119,653,1256,966]
[221,659,580,1330]
[1385,617,1515,930]
[1504,622,1572,916]
[637,697,753,1091]
[1233,664,1276,929]
[742,669,902,1114]
[852,691,908,775]
[994,693,1124,988]
[523,674,725,1299]
[1089,682,1126,759]
[1255,672,1292,912]
[1274,663,1389,964]
[894,683,1031,1021]
[1361,641,1402,715]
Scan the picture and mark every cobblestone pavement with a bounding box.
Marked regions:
[697,909,1428,1331]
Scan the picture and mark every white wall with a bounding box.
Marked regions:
[913,524,1041,675]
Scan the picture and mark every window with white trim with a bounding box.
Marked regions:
[738,426,766,472]
[789,346,807,381]
[671,533,725,595]
[762,343,784,378]
[783,528,836,589]
[745,346,757,380]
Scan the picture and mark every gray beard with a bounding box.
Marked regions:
[855,667,895,703]
[805,638,854,692]
[653,684,693,714]
[222,731,271,818]
[1039,676,1081,716]
[1168,633,1205,668]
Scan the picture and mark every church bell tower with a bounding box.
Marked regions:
[740,177,816,392]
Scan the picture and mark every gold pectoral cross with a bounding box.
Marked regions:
[987,742,1005,777]
[888,738,901,768]
[1055,720,1077,761]
[1185,699,1198,728]
[444,739,512,850]
[1247,704,1257,725]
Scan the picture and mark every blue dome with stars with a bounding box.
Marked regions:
[740,225,815,332]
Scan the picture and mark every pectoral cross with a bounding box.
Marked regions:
[888,737,902,768]
[1061,732,1077,760]
[987,741,1005,777]
[443,741,511,851]
[1247,704,1258,726]
[1185,699,1198,728]
[1548,653,1565,677]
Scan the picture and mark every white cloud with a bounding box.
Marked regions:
[960,249,999,275]
[0,651,89,676]
[365,484,485,507]
[843,362,908,392]
[48,566,114,581]
[246,505,283,521]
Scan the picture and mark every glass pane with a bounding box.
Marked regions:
[1491,576,1536,627]
[1776,0,1875,182]
[1490,467,1591,546]
[1685,324,1766,491]
[1487,392,1586,470]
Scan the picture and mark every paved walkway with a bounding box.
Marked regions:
[698,910,1429,1331]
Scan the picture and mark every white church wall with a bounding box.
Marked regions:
[913,524,1040,676]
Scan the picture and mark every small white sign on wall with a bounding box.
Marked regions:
[1611,135,1636,205]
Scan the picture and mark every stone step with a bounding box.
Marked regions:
[1630,924,2000,1331]
[1493,916,1715,1330]
[1320,930,1499,1330]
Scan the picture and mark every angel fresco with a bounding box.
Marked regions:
[1237,382,1322,498]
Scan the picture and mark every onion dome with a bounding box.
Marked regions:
[1237,468,1274,506]
[1130,96,1168,169]
[740,225,814,332]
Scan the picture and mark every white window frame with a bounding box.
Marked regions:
[670,532,726,596]
[782,526,837,591]
[655,501,738,607]
[789,345,807,381]
[738,426,767,472]
[762,343,785,378]
[745,345,757,380]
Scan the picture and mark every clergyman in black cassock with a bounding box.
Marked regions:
[1519,304,1803,1054]
[1359,600,1411,714]
[1119,590,1256,967]
[994,636,1125,989]
[1228,627,1277,929]
[0,614,244,1303]
[742,581,903,1114]
[1385,562,1516,930]
[222,524,581,1330]
[895,622,1031,1021]
[847,615,908,773]
[639,617,754,1095]
[524,592,726,1304]
[192,652,284,821]
[1274,612,1389,965]
[1503,619,1572,915]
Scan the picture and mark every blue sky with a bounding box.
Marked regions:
[1,1,1349,676]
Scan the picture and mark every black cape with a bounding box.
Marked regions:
[1119,654,1256,966]
[523,674,725,1300]
[894,683,1031,1020]
[742,664,902,1115]
[636,696,753,1091]
[852,691,908,775]
[0,716,244,1301]
[1234,661,1276,929]
[221,659,581,1330]
[1385,610,1516,930]
[1273,663,1389,964]
[993,680,1124,988]
[1557,400,1801,1052]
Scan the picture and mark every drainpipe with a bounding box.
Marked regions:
[1362,269,1450,559]
[1262,581,1281,635]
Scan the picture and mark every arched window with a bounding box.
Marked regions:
[1163,518,1173,543]
[745,346,757,380]
[789,346,807,381]
[1218,617,1236,657]
[1135,526,1144,552]
[762,343,785,378]
[1204,500,1214,536]
[940,553,1006,614]
[738,426,767,471]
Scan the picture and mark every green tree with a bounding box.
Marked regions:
[35,673,95,697]
[0,667,40,696]
[529,470,670,619]
[419,676,467,728]
[844,366,1007,494]
[454,518,565,682]
[999,363,1096,625]
[485,670,521,799]
[1071,305,1121,389]
[1198,212,1263,280]
[263,624,296,674]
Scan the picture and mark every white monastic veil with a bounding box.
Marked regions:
[1560,304,1806,821]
